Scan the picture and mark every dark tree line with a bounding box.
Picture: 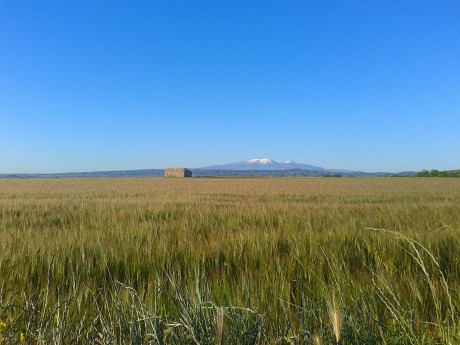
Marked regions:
[417,169,460,177]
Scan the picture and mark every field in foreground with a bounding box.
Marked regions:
[0,178,460,344]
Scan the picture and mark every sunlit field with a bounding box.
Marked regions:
[0,178,459,344]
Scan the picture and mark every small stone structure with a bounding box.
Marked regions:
[164,168,192,178]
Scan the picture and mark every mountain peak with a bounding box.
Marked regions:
[201,158,330,171]
[247,158,275,164]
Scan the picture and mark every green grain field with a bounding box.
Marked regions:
[0,178,459,344]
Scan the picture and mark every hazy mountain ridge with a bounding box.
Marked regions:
[0,169,418,178]
[0,169,165,179]
[201,158,335,171]
[192,169,416,177]
[0,158,426,178]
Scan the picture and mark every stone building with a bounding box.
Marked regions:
[164,168,192,178]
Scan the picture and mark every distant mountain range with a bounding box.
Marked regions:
[201,158,351,172]
[0,158,419,178]
[0,169,165,179]
[197,158,416,177]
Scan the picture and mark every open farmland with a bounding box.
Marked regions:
[0,178,460,344]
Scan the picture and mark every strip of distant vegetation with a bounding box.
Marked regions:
[4,168,460,178]
[417,169,460,177]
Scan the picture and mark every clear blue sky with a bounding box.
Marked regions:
[1,1,459,173]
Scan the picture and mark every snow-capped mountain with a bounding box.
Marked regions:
[201,158,333,171]
[247,158,274,165]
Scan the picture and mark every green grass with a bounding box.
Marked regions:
[0,178,459,344]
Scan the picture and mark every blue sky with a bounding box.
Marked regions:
[1,1,459,173]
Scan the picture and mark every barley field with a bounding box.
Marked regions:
[0,178,459,344]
